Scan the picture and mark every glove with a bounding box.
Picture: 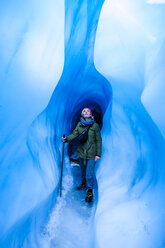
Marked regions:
[61,137,68,143]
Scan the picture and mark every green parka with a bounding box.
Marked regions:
[67,121,102,160]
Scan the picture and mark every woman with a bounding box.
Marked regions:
[62,107,102,202]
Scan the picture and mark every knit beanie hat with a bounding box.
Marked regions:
[81,107,92,116]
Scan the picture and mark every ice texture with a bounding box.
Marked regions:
[0,0,165,248]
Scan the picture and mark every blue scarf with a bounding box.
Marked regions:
[80,117,94,126]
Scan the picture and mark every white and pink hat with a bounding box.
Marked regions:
[81,107,93,116]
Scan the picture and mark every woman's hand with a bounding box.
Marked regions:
[61,137,67,143]
[95,156,100,162]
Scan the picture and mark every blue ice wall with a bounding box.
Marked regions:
[94,1,165,247]
[0,0,165,247]
[0,0,64,245]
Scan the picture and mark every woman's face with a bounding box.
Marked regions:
[82,108,91,118]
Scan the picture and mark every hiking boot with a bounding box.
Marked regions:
[76,182,86,190]
[85,189,93,203]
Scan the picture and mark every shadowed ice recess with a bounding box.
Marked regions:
[0,0,165,247]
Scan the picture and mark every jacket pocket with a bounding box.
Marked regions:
[87,143,96,157]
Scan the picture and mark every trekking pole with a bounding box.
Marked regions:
[60,134,65,197]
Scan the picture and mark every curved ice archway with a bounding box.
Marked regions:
[1,0,165,247]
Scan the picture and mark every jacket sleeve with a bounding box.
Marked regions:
[95,124,102,157]
[67,123,80,142]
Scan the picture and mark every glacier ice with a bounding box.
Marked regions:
[0,0,165,248]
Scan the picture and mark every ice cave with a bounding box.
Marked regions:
[0,0,165,247]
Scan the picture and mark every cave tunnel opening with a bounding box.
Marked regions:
[67,101,103,164]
